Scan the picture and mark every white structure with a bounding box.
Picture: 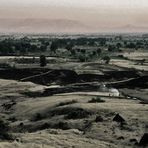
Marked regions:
[108,88,120,97]
[99,84,120,97]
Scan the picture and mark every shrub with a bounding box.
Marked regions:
[65,108,92,119]
[54,122,70,130]
[95,116,104,122]
[38,121,70,131]
[56,100,78,107]
[8,117,17,122]
[39,123,51,130]
[0,119,13,140]
[50,107,92,119]
[32,113,44,121]
[0,63,12,68]
[22,91,42,98]
[88,97,105,103]
[78,54,86,62]
[102,56,110,64]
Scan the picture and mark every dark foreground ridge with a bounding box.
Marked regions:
[0,68,147,86]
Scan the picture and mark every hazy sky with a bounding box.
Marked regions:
[0,0,148,33]
[0,0,147,8]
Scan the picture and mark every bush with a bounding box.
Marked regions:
[22,91,42,98]
[39,123,51,130]
[95,116,104,122]
[54,122,70,130]
[56,100,78,107]
[78,54,86,62]
[31,113,44,121]
[0,63,12,69]
[102,56,110,64]
[8,117,17,122]
[65,108,92,119]
[88,97,105,103]
[0,119,13,140]
[50,107,92,119]
[38,121,70,131]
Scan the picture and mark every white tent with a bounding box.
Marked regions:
[99,84,120,97]
[109,88,120,97]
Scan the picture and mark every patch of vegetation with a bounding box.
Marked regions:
[78,54,89,62]
[8,117,17,122]
[0,63,12,69]
[32,121,70,132]
[22,91,43,98]
[31,113,45,121]
[38,123,51,131]
[65,108,93,120]
[56,100,78,107]
[2,101,16,111]
[88,97,105,103]
[82,120,93,134]
[102,56,111,64]
[95,116,104,122]
[117,55,128,60]
[54,121,70,130]
[50,107,93,119]
[0,119,13,140]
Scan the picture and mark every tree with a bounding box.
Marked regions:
[126,43,136,49]
[40,55,47,67]
[138,59,146,65]
[99,38,106,46]
[108,45,115,52]
[65,43,73,51]
[103,56,110,64]
[78,54,88,62]
[116,43,122,49]
[50,41,58,53]
[70,49,76,56]
[96,48,102,56]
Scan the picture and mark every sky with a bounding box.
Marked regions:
[0,0,148,33]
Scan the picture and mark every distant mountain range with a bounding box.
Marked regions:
[0,18,92,33]
[116,24,148,32]
[0,18,148,33]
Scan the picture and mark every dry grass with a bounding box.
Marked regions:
[0,78,147,148]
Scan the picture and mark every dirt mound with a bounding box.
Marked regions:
[0,68,48,80]
[104,70,140,79]
[110,76,148,89]
[0,68,78,85]
[78,74,110,82]
[21,69,78,85]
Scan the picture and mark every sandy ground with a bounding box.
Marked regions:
[110,59,148,71]
[0,129,118,148]
[110,50,148,71]
[123,50,148,60]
